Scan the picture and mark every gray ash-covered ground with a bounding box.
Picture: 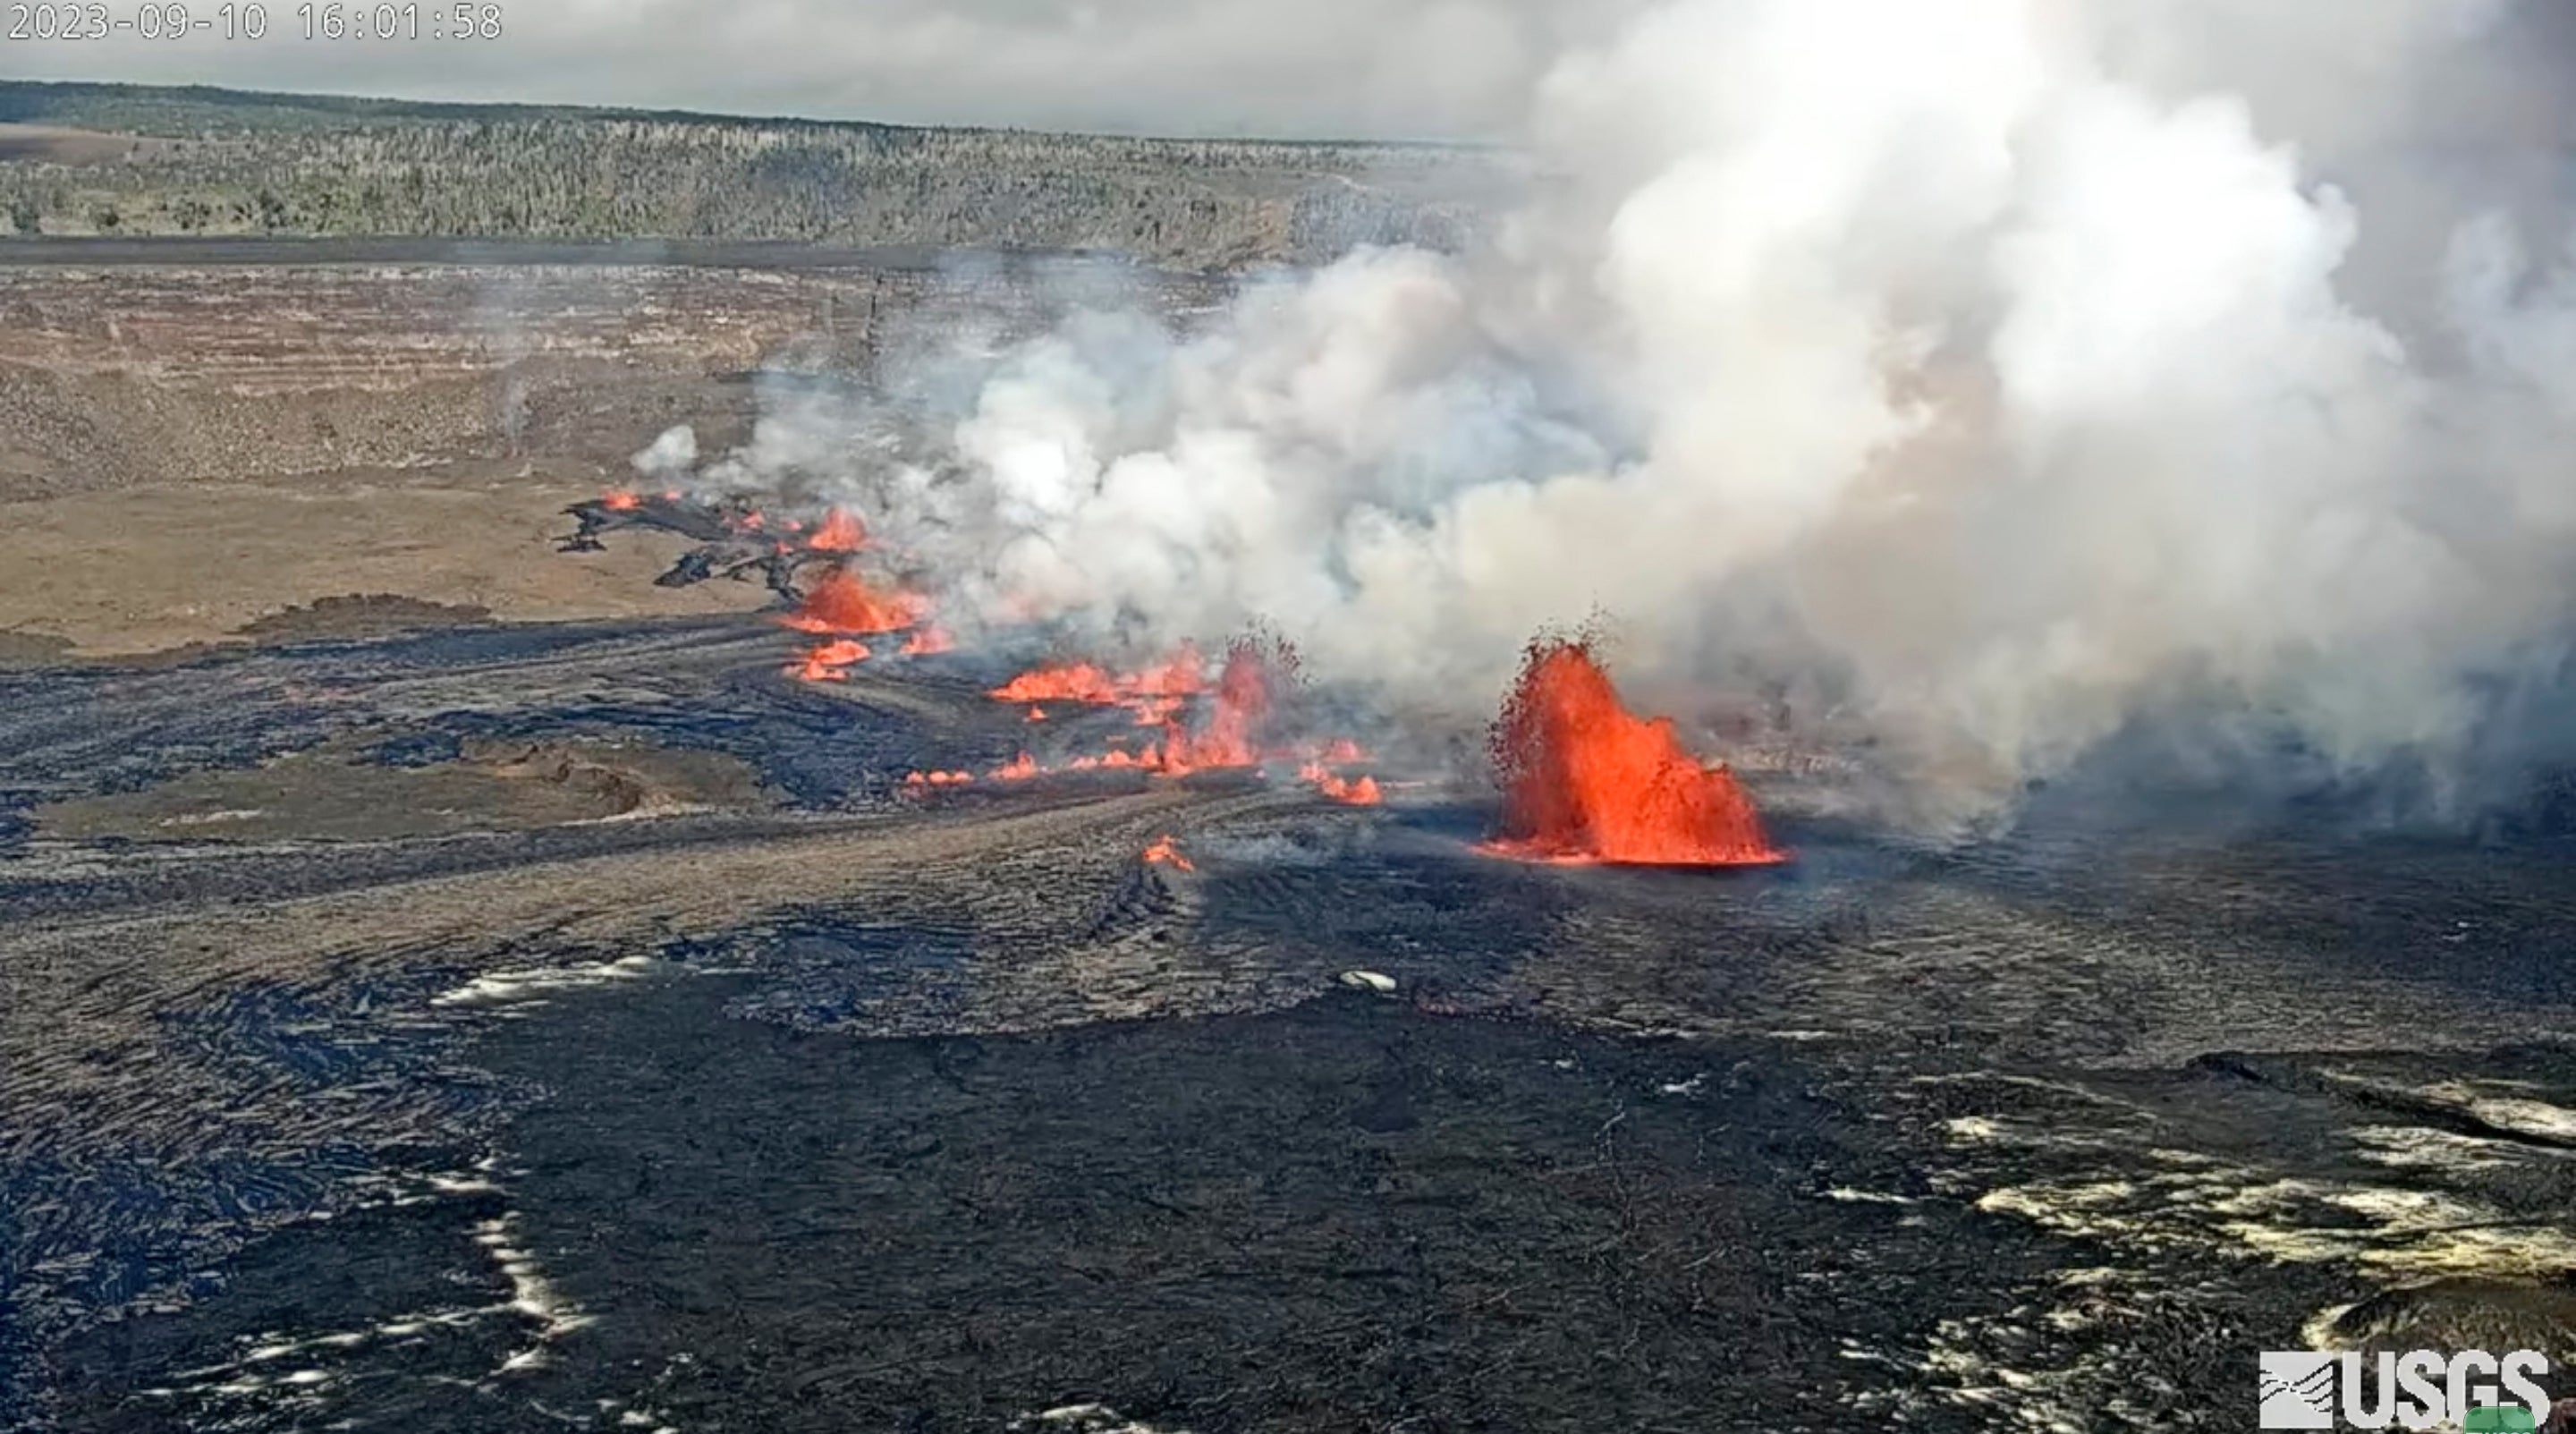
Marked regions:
[4,609,2576,1432]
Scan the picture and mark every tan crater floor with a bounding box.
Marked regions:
[0,462,773,658]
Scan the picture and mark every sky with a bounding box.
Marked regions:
[4,0,1652,140]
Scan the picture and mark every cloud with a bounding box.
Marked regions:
[9,0,1638,139]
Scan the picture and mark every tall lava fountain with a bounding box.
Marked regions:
[1487,640,1782,867]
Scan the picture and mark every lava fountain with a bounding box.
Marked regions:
[1482,640,1784,867]
[779,568,928,636]
[805,507,869,553]
[1157,637,1276,773]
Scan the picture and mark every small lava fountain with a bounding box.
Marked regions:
[779,568,928,637]
[1482,639,1784,867]
[804,507,869,553]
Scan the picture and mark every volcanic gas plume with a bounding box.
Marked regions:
[614,0,2576,832]
[1484,640,1782,868]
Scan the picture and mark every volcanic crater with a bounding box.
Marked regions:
[4,250,2575,1434]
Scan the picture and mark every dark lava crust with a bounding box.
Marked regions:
[6,615,2576,1431]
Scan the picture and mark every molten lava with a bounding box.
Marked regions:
[781,569,929,636]
[1483,641,1783,867]
[785,639,870,681]
[601,488,640,511]
[991,751,1039,781]
[953,632,1384,793]
[806,507,868,553]
[1123,647,1208,700]
[1157,637,1276,773]
[1301,762,1383,806]
[987,645,1205,720]
[1141,834,1195,871]
[898,626,954,657]
[991,660,1118,705]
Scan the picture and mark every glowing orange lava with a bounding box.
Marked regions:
[1482,640,1783,867]
[1141,834,1195,871]
[785,638,870,681]
[898,626,954,657]
[602,489,640,511]
[955,633,1386,794]
[1157,637,1275,773]
[991,751,1039,781]
[780,569,929,636]
[1301,762,1384,806]
[988,660,1119,705]
[1123,647,1208,700]
[806,507,868,552]
[987,645,1205,718]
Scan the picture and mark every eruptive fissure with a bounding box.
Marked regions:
[885,634,1383,801]
[988,647,1206,725]
[1483,641,1783,868]
[565,491,1770,832]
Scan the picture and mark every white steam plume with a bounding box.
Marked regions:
[705,0,2576,826]
[631,424,699,484]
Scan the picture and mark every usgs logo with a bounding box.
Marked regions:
[2258,1350,2551,1430]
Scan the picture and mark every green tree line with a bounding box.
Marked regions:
[0,81,1501,267]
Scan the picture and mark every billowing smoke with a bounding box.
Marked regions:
[631,424,699,484]
[682,0,2576,829]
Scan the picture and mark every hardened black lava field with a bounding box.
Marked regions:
[4,604,2576,1433]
